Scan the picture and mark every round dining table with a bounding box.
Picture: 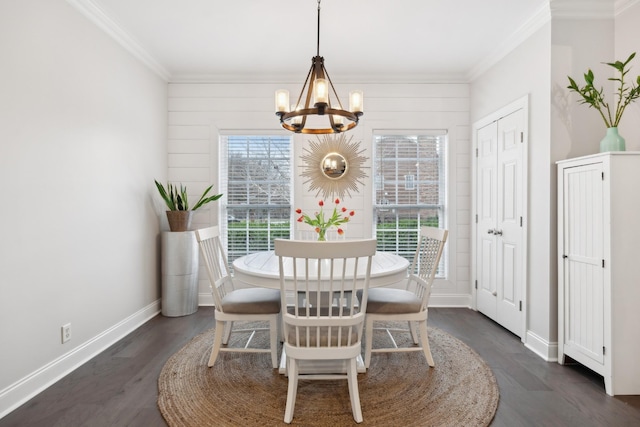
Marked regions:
[231,249,410,374]
[232,250,410,289]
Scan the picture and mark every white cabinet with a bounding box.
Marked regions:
[557,152,640,396]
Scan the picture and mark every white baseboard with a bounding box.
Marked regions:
[0,300,161,419]
[199,292,214,306]
[429,294,472,308]
[525,329,559,362]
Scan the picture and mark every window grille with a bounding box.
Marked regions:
[219,135,292,264]
[373,133,447,277]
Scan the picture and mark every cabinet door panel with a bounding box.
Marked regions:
[562,163,604,365]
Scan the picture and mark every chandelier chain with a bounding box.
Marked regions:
[316,0,321,57]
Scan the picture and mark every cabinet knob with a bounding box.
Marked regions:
[487,229,494,234]
[494,229,503,236]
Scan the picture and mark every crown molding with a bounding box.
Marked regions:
[466,0,640,82]
[467,3,552,82]
[65,0,171,81]
[66,0,640,85]
[550,0,615,19]
[615,0,640,15]
[168,72,470,85]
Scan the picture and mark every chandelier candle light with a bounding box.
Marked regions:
[296,199,355,241]
[275,0,363,134]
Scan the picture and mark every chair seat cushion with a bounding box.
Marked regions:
[363,288,422,314]
[221,288,281,314]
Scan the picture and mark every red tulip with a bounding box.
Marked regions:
[349,210,355,216]
[337,228,344,235]
[297,216,304,222]
[318,200,324,207]
[335,198,340,204]
[341,207,347,212]
[315,227,321,233]
[295,208,302,214]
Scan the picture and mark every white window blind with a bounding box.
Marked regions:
[219,135,292,263]
[373,133,447,276]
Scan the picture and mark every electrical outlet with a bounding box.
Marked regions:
[61,323,71,343]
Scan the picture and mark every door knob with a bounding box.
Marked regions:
[487,229,494,234]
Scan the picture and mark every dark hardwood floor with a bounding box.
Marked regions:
[1,307,639,426]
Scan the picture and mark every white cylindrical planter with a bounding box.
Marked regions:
[161,231,199,317]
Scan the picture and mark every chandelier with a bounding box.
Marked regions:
[275,0,363,134]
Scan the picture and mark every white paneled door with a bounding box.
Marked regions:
[475,107,525,338]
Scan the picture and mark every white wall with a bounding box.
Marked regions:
[552,18,616,159]
[0,0,167,416]
[168,82,472,307]
[471,23,554,358]
[615,2,640,149]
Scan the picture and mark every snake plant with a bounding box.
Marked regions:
[154,180,223,211]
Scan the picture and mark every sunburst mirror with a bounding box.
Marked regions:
[300,133,369,199]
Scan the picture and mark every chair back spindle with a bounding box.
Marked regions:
[274,238,377,423]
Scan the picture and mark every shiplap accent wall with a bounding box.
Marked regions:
[168,82,472,307]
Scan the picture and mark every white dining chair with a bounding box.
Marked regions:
[274,238,377,424]
[195,226,281,369]
[362,226,448,369]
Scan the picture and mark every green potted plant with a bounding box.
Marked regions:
[567,52,640,152]
[154,180,223,231]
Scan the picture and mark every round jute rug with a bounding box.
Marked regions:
[158,322,499,426]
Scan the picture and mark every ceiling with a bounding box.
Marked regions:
[80,0,617,83]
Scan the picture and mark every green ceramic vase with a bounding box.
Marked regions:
[600,127,626,152]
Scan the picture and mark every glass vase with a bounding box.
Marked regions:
[600,127,626,152]
[317,227,327,241]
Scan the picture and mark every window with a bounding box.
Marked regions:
[220,135,292,263]
[373,133,447,276]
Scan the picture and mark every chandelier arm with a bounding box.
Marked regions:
[297,121,358,135]
[279,121,358,135]
[324,108,360,121]
[321,63,345,111]
[294,64,315,110]
[328,113,336,132]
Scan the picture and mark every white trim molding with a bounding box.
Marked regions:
[525,330,559,362]
[468,3,551,81]
[65,0,171,80]
[429,294,473,308]
[551,0,616,18]
[615,0,640,15]
[0,301,161,419]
